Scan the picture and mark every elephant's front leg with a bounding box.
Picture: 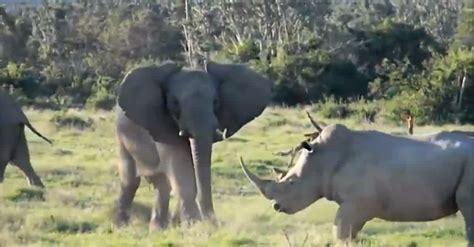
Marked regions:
[333,203,373,241]
[161,142,202,225]
[147,173,171,231]
[115,143,141,227]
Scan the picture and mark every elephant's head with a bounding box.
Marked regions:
[117,61,273,218]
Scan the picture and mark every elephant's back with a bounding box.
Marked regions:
[0,90,29,126]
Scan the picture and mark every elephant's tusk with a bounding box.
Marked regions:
[179,130,190,137]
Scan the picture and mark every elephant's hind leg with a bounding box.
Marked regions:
[115,141,141,227]
[146,173,171,231]
[11,128,44,188]
[0,126,17,183]
[455,164,474,247]
[0,158,8,183]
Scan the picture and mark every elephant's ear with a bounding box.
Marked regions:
[117,62,182,143]
[0,89,29,126]
[206,62,273,139]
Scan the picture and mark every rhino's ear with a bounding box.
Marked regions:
[272,167,287,181]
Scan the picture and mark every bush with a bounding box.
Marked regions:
[86,76,117,110]
[316,97,351,119]
[379,91,432,125]
[0,62,40,99]
[348,99,380,123]
[260,49,370,105]
[50,111,94,130]
[223,39,260,63]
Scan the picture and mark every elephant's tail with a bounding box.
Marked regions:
[25,123,53,145]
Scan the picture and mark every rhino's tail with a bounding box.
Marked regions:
[25,123,53,145]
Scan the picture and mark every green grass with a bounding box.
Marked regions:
[1,107,473,246]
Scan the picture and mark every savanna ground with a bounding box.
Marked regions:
[0,107,473,247]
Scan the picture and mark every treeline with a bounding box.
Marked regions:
[0,0,473,124]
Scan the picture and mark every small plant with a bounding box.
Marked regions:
[316,97,351,119]
[85,76,117,110]
[348,99,380,123]
[50,111,94,130]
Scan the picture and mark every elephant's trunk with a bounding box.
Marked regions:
[189,134,215,220]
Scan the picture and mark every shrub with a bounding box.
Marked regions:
[86,76,117,110]
[50,111,94,130]
[223,39,260,63]
[378,91,433,125]
[348,99,380,123]
[316,97,351,119]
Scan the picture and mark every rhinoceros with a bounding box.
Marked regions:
[240,115,474,245]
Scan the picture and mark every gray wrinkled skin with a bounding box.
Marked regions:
[242,125,474,246]
[0,90,52,187]
[115,61,273,230]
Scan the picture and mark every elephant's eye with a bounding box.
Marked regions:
[213,98,220,110]
[169,98,180,119]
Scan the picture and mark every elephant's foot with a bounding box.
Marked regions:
[28,177,45,188]
[148,219,168,232]
[113,210,130,227]
[149,212,169,232]
[204,213,218,226]
[176,210,202,228]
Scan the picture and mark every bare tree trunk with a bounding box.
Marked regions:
[263,0,274,59]
[181,0,196,67]
[458,72,468,110]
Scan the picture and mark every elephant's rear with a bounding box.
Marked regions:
[116,108,162,177]
[0,125,21,182]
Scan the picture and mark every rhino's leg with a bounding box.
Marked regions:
[115,142,141,227]
[455,166,474,246]
[333,203,373,241]
[11,128,44,188]
[147,173,171,231]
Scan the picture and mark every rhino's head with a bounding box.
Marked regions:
[240,113,349,214]
[240,142,319,214]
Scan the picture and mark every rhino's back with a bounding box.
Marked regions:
[334,130,466,221]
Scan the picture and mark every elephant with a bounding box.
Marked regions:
[0,89,52,187]
[115,61,273,229]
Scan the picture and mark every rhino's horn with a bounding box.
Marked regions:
[239,156,272,199]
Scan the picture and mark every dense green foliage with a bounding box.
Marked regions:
[0,0,473,123]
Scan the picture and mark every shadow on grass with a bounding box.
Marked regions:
[7,188,45,202]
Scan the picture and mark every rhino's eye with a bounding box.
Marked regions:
[301,141,313,153]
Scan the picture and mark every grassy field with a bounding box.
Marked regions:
[0,107,473,247]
